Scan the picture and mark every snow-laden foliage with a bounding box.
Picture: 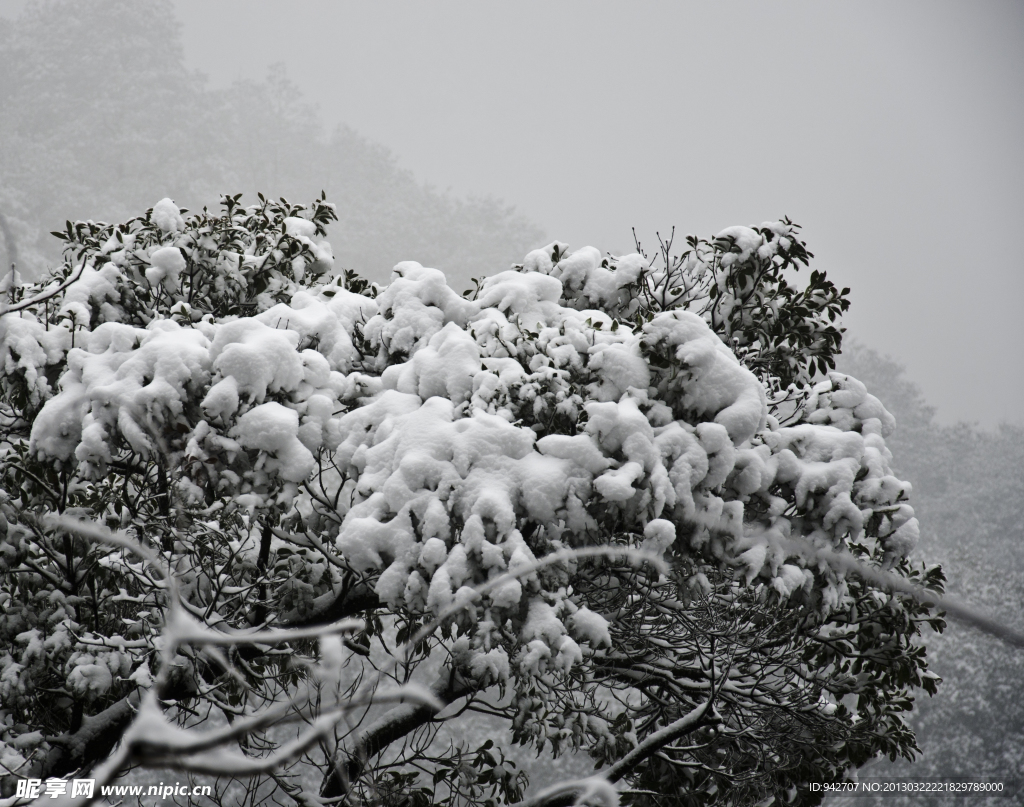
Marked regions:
[0,196,943,806]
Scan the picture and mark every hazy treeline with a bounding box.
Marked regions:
[0,0,544,287]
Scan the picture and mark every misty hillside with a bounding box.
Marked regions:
[0,0,544,288]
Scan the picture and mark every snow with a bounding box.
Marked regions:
[209,318,303,403]
[594,461,644,501]
[518,638,551,675]
[31,322,211,467]
[523,599,566,646]
[570,607,612,648]
[587,341,650,402]
[521,241,568,274]
[0,314,71,404]
[67,663,113,699]
[12,209,928,717]
[549,245,647,310]
[736,543,768,585]
[488,577,522,610]
[418,537,448,573]
[201,375,240,420]
[469,647,511,683]
[58,261,119,323]
[231,402,316,483]
[151,198,185,234]
[146,246,185,291]
[714,225,765,269]
[536,434,613,475]
[772,563,810,597]
[644,311,767,443]
[553,635,583,673]
[475,269,564,325]
[642,519,676,556]
[283,216,317,240]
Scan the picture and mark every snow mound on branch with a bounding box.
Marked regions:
[31,322,210,467]
[802,372,896,436]
[146,246,185,291]
[232,402,316,483]
[475,269,564,326]
[209,319,303,403]
[67,663,113,699]
[365,262,476,356]
[0,314,71,404]
[283,217,316,240]
[152,198,185,234]
[58,261,120,324]
[714,225,765,269]
[548,245,647,309]
[644,311,767,443]
[570,607,612,647]
[642,519,677,556]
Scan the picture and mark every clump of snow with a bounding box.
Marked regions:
[570,607,611,648]
[31,322,211,469]
[714,225,765,269]
[642,519,676,556]
[209,319,303,402]
[146,246,186,291]
[231,402,316,483]
[58,261,120,324]
[802,372,897,436]
[0,314,71,405]
[283,217,317,240]
[67,661,113,700]
[151,198,185,234]
[470,647,511,683]
[475,269,564,327]
[644,311,767,443]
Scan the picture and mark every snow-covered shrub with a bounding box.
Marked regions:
[0,197,944,805]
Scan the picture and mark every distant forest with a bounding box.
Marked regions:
[0,0,544,288]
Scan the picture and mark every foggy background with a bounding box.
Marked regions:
[1,0,1021,797]
[171,0,1024,429]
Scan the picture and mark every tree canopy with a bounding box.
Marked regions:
[0,196,944,806]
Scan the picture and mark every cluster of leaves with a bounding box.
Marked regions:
[51,192,338,322]
[826,346,1024,806]
[0,194,534,807]
[0,196,333,797]
[575,221,850,399]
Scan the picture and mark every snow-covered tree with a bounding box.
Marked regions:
[0,196,944,806]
